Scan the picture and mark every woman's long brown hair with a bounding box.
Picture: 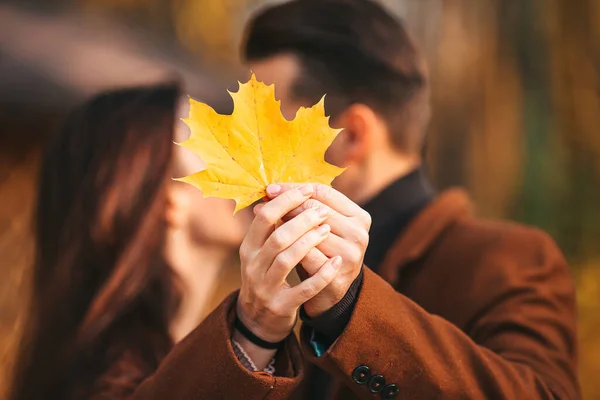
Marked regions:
[10,84,182,399]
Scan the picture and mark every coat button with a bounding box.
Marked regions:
[368,374,386,393]
[382,383,399,399]
[352,365,371,384]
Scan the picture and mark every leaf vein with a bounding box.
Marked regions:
[201,119,263,188]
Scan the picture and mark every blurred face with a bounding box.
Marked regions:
[250,54,420,205]
[169,99,252,248]
[249,54,350,172]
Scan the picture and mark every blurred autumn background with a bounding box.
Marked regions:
[0,0,598,398]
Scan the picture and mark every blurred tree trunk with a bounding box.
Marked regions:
[543,0,600,262]
[541,3,600,396]
[423,1,524,219]
[509,0,566,243]
[407,0,599,263]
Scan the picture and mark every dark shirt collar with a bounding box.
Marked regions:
[362,166,435,270]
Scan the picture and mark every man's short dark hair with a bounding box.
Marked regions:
[243,0,430,154]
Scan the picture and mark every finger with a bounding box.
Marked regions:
[264,224,331,285]
[269,183,365,219]
[244,185,314,251]
[253,202,266,215]
[260,206,331,267]
[300,247,329,277]
[299,232,358,274]
[315,232,365,271]
[279,199,324,221]
[280,199,366,242]
[287,256,343,306]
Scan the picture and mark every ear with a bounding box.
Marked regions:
[334,104,378,165]
[165,182,191,230]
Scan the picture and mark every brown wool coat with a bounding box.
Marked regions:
[296,189,579,400]
[105,292,305,400]
[118,189,578,399]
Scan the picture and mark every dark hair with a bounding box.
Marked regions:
[243,0,430,154]
[10,84,181,399]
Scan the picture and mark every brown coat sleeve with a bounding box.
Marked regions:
[107,291,303,400]
[301,231,579,399]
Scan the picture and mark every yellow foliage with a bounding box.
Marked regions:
[177,74,345,213]
[576,261,600,400]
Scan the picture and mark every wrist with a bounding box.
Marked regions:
[235,297,293,343]
[232,330,278,371]
[303,275,353,318]
[302,268,363,340]
[235,316,286,349]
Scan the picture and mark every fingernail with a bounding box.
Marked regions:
[299,185,314,196]
[253,203,264,214]
[332,256,342,269]
[317,224,331,235]
[317,206,329,218]
[267,184,281,196]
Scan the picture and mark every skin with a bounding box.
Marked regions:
[235,184,347,367]
[166,109,253,342]
[167,108,339,369]
[235,183,371,367]
[249,53,421,205]
[249,53,421,316]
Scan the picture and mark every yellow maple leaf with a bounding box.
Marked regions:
[176,73,346,214]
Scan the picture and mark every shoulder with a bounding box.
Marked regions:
[428,216,575,308]
[416,216,573,302]
[438,216,565,269]
[408,216,576,330]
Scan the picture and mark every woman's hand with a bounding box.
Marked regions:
[236,184,343,345]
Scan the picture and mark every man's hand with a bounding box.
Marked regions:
[257,183,371,318]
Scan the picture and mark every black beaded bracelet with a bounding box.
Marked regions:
[234,317,285,350]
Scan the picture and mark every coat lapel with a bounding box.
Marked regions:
[378,189,473,284]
